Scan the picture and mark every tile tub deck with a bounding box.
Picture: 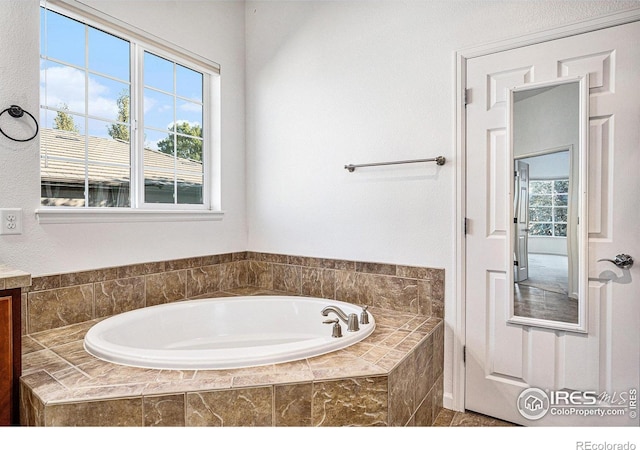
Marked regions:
[19,288,444,427]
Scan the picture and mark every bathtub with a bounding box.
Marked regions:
[84,296,375,370]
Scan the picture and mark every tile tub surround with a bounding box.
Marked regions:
[22,252,445,335]
[20,288,444,426]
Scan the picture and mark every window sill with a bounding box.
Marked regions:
[35,208,225,224]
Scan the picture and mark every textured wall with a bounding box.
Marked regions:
[0,0,248,276]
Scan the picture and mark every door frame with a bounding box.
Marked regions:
[450,6,640,413]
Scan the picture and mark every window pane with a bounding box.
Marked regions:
[530,208,552,222]
[144,169,175,204]
[40,108,85,138]
[554,180,569,193]
[144,88,174,131]
[176,101,203,136]
[176,64,202,101]
[144,52,174,93]
[41,61,85,114]
[176,135,203,162]
[41,9,85,67]
[88,164,130,207]
[177,176,203,205]
[554,224,567,237]
[530,195,552,207]
[40,150,87,207]
[554,207,568,223]
[87,119,130,163]
[88,75,129,122]
[88,27,129,81]
[553,194,568,206]
[529,223,552,236]
[144,128,172,154]
[530,181,551,195]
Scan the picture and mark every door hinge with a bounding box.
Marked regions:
[464,88,470,107]
[464,217,468,235]
[463,345,466,364]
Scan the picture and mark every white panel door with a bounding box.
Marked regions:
[465,21,639,426]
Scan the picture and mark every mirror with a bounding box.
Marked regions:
[507,76,588,332]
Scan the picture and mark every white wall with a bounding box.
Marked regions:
[1,0,637,412]
[0,0,247,276]
[244,0,637,409]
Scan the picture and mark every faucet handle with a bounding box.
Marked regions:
[323,318,342,338]
[360,305,370,325]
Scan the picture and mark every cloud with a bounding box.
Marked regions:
[40,65,120,122]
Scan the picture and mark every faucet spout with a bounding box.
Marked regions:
[321,306,359,332]
[321,306,349,323]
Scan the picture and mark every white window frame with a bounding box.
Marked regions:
[528,178,569,238]
[36,0,223,224]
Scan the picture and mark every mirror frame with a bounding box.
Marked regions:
[506,75,589,333]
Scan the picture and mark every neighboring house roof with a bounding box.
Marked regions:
[40,128,203,186]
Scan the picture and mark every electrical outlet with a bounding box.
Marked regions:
[0,208,22,235]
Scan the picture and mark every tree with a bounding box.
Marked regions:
[156,121,203,161]
[53,103,79,133]
[107,90,130,142]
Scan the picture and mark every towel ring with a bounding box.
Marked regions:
[0,105,39,142]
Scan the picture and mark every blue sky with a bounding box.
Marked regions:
[40,7,203,149]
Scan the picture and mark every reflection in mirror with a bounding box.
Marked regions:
[509,77,587,332]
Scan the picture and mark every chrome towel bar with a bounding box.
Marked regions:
[344,156,446,172]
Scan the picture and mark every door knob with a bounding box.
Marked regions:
[597,254,634,269]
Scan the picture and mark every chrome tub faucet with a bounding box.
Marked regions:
[321,305,360,332]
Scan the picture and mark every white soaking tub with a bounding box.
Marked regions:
[84,296,375,370]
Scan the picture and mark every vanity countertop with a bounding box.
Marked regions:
[0,265,32,290]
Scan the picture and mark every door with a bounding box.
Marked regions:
[514,160,529,282]
[465,21,639,426]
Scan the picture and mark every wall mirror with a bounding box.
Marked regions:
[507,76,588,333]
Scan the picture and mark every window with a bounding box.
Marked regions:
[528,179,568,237]
[39,5,218,213]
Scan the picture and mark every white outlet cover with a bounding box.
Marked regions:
[0,208,23,235]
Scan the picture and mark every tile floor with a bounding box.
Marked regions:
[434,408,517,426]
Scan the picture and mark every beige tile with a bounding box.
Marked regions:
[22,335,45,355]
[186,387,273,426]
[187,265,221,297]
[413,391,434,426]
[432,406,455,426]
[95,277,145,318]
[360,273,418,314]
[356,261,396,276]
[334,269,360,303]
[301,267,336,299]
[165,257,202,271]
[28,284,94,333]
[273,264,301,294]
[143,394,186,426]
[45,398,143,426]
[59,268,117,288]
[312,377,388,426]
[219,261,249,291]
[145,270,187,306]
[29,275,61,292]
[22,349,72,376]
[117,261,165,278]
[29,320,96,348]
[275,383,312,426]
[450,410,517,426]
[388,351,416,426]
[247,261,273,289]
